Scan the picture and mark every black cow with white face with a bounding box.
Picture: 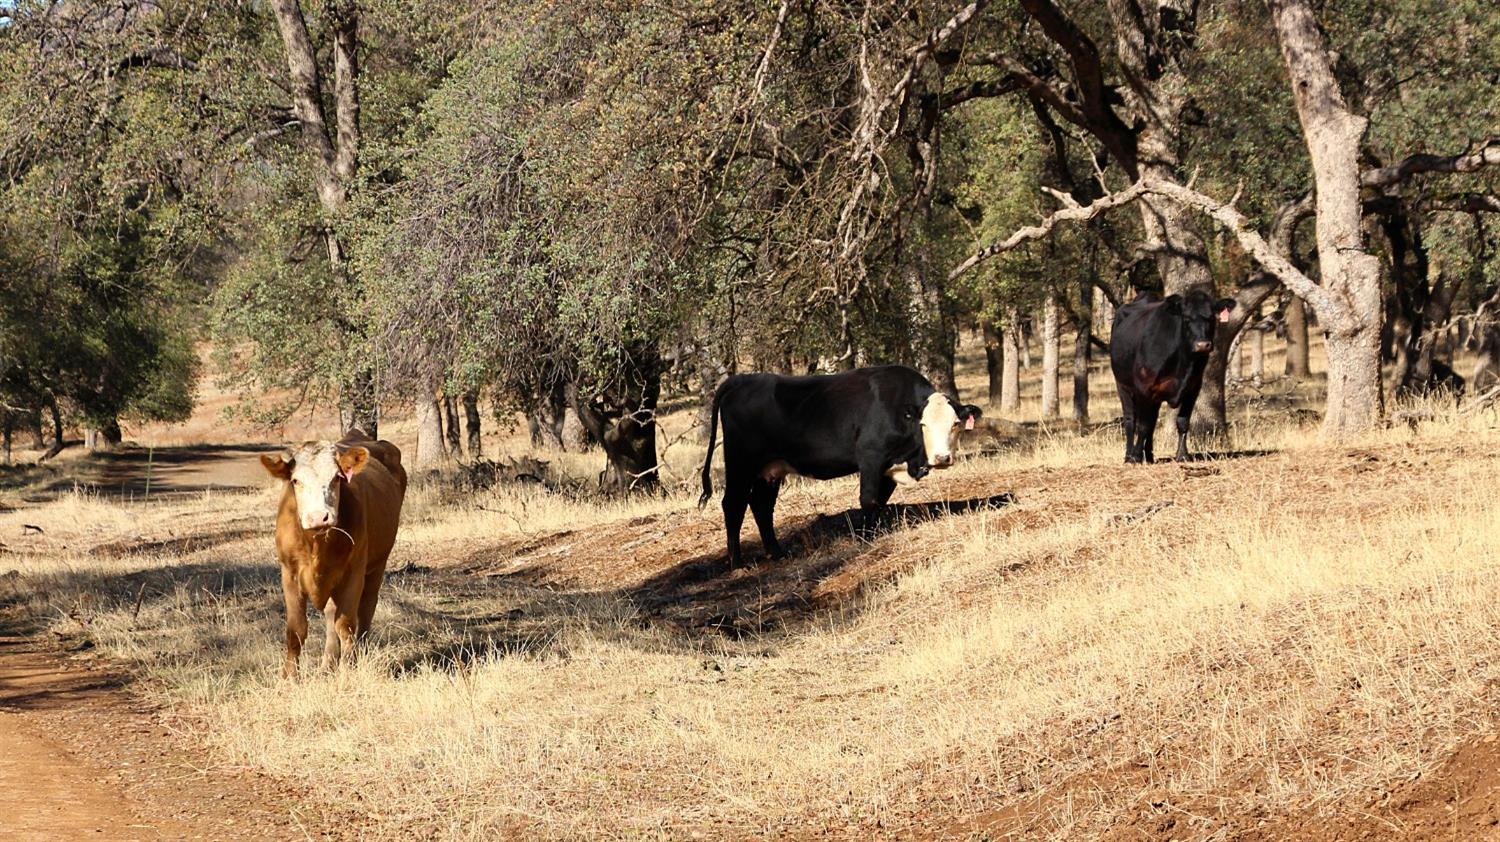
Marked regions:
[1110,289,1236,463]
[698,365,981,566]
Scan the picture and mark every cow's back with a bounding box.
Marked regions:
[348,452,404,569]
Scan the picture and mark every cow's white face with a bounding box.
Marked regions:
[261,443,369,532]
[920,393,960,468]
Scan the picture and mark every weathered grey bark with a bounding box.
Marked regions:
[270,0,377,433]
[1283,295,1310,378]
[561,407,591,452]
[1040,294,1060,418]
[1001,308,1021,414]
[1265,0,1384,432]
[462,390,482,457]
[904,258,958,395]
[415,397,445,469]
[442,395,461,456]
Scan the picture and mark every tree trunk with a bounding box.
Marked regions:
[1073,280,1093,429]
[571,349,662,494]
[271,0,380,433]
[344,369,378,437]
[1001,309,1021,414]
[29,411,43,450]
[415,397,445,470]
[1249,315,1265,383]
[1,415,11,465]
[462,390,482,457]
[1284,294,1310,378]
[440,395,459,456]
[983,320,1004,407]
[525,380,566,449]
[1267,0,1385,433]
[1040,295,1060,418]
[905,257,957,394]
[39,396,64,461]
[1018,318,1033,369]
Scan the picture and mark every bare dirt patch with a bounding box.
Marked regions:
[0,635,328,841]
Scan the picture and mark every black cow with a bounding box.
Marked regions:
[698,365,981,565]
[1110,290,1236,463]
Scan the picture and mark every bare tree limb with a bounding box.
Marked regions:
[1361,136,1500,189]
[948,180,1148,280]
[1138,179,1340,320]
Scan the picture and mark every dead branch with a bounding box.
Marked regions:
[1361,136,1500,189]
[948,180,1148,280]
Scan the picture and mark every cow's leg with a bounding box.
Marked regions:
[1138,401,1162,463]
[874,473,898,506]
[748,478,787,560]
[322,577,364,671]
[356,562,387,642]
[721,468,752,567]
[1118,384,1139,463]
[856,462,888,536]
[1173,393,1201,462]
[280,564,308,679]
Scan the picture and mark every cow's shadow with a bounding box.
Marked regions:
[620,492,1016,639]
[1146,448,1277,463]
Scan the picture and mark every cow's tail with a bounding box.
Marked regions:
[698,382,725,510]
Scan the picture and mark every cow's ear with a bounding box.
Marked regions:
[260,453,293,480]
[1215,298,1236,322]
[337,446,369,482]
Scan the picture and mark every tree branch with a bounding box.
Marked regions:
[1138,179,1340,319]
[948,180,1148,280]
[1361,136,1500,189]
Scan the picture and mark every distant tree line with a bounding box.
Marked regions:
[1,0,1495,487]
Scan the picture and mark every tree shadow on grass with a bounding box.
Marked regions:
[620,492,1017,639]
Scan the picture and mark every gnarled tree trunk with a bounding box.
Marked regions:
[571,347,663,494]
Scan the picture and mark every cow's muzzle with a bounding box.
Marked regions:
[1192,340,1213,353]
[931,453,953,468]
[302,511,335,531]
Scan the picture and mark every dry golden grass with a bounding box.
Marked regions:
[3,335,1498,839]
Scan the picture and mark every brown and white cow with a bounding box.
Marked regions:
[259,430,407,676]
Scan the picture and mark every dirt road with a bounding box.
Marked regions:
[0,637,310,842]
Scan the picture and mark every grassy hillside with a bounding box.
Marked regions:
[2,336,1496,839]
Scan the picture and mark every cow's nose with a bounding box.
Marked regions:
[933,453,953,467]
[305,511,333,529]
[1193,340,1213,353]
